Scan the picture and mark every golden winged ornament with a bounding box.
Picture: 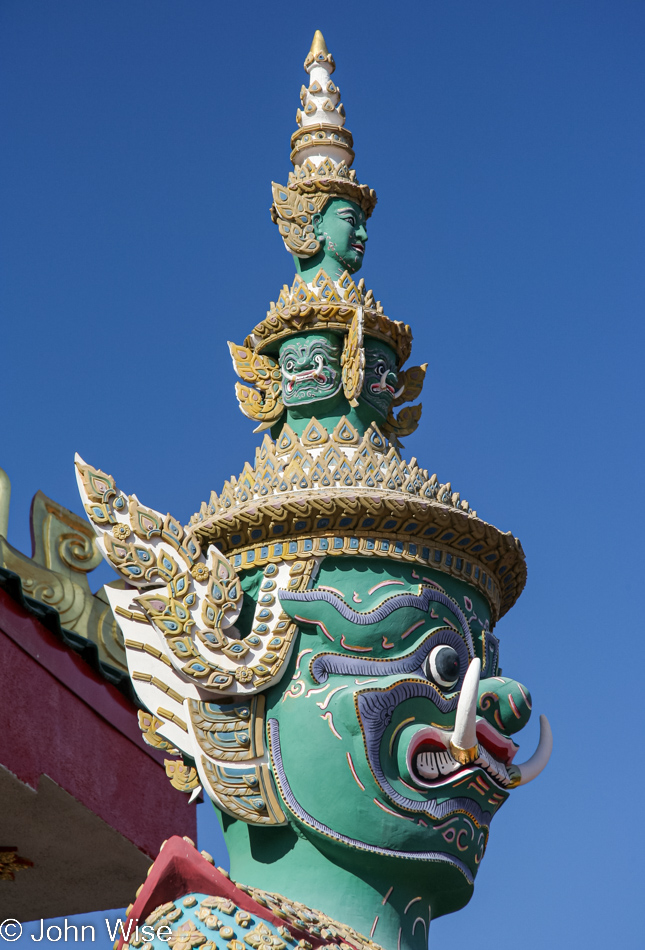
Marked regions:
[228,342,284,432]
[381,363,427,444]
[392,363,428,408]
[75,455,317,825]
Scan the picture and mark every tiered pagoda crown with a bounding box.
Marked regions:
[271,31,377,258]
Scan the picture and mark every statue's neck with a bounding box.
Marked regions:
[275,400,376,439]
[221,820,432,950]
[293,252,358,282]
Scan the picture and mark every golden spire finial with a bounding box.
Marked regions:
[309,30,329,57]
[270,29,377,254]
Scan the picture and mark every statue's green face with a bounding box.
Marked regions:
[267,557,533,919]
[359,339,400,421]
[313,198,368,276]
[279,332,342,407]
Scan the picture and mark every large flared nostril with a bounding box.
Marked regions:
[478,676,532,735]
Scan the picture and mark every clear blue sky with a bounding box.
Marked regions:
[2,2,644,948]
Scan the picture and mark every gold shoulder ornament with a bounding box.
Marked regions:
[75,456,318,825]
[228,342,284,432]
[382,363,427,445]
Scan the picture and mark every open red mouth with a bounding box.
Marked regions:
[406,722,517,789]
[369,381,396,396]
[476,719,518,764]
[350,242,365,254]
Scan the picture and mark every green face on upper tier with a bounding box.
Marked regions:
[361,339,400,420]
[279,332,343,408]
[275,332,400,436]
[294,198,368,280]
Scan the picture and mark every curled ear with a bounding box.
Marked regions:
[312,211,324,239]
[271,181,326,257]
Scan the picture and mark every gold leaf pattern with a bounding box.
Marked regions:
[341,308,365,406]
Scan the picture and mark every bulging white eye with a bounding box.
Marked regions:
[424,644,460,689]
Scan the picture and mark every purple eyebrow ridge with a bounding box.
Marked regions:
[278,586,474,654]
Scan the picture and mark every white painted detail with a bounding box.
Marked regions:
[514,714,553,786]
[435,750,460,776]
[451,657,481,751]
[474,744,510,785]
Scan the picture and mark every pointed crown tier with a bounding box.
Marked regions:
[293,29,353,167]
[271,31,376,256]
[187,417,527,622]
[244,269,412,365]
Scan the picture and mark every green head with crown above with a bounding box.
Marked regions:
[271,30,373,282]
[229,31,425,446]
[76,30,551,950]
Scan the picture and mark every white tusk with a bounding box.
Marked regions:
[392,384,405,400]
[508,714,553,787]
[450,657,481,763]
[188,784,203,804]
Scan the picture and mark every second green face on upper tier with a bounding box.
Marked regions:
[294,198,367,280]
[276,331,400,435]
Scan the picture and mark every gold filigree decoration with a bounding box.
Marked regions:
[341,307,365,406]
[223,879,386,950]
[164,759,200,793]
[200,756,286,826]
[79,460,322,692]
[138,710,179,753]
[76,456,255,693]
[270,184,328,257]
[189,696,264,763]
[244,923,286,950]
[245,270,411,365]
[382,404,423,446]
[392,363,428,408]
[186,419,527,620]
[189,694,286,826]
[228,343,284,432]
[167,920,207,950]
[0,487,127,672]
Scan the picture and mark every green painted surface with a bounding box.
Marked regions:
[279,332,343,408]
[293,198,367,280]
[359,339,400,423]
[270,332,401,438]
[210,557,531,947]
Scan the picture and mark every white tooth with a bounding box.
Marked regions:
[436,751,460,775]
[475,745,490,769]
[417,752,438,779]
[475,745,511,786]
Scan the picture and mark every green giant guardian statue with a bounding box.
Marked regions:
[77,30,551,950]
